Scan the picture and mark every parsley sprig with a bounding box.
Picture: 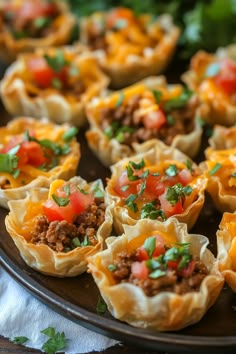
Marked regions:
[41,327,68,354]
[166,183,193,206]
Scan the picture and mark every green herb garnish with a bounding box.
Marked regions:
[152,89,162,103]
[209,163,222,175]
[12,336,29,344]
[143,236,157,258]
[165,164,178,177]
[52,194,70,207]
[115,91,124,107]
[41,327,68,354]
[166,183,193,206]
[62,127,78,142]
[96,297,107,315]
[44,50,68,73]
[107,264,117,271]
[164,88,193,112]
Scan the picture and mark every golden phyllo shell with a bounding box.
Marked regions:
[88,218,223,331]
[0,46,109,126]
[106,140,207,234]
[5,176,113,277]
[79,8,180,88]
[0,0,76,63]
[86,76,202,167]
[0,117,80,209]
[209,125,236,150]
[217,212,236,292]
[201,147,236,212]
[182,45,236,126]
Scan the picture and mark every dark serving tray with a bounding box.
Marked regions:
[0,63,236,354]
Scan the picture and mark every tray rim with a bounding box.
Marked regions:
[1,246,236,354]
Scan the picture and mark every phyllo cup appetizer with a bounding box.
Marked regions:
[209,125,236,150]
[0,117,80,209]
[182,45,236,126]
[217,212,236,292]
[5,176,113,277]
[0,46,110,126]
[201,147,236,212]
[79,7,180,88]
[88,218,223,331]
[0,0,77,63]
[86,76,202,167]
[106,141,207,234]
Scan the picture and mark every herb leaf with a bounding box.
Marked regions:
[52,194,70,207]
[115,91,124,107]
[62,127,78,142]
[166,183,193,206]
[152,89,162,103]
[96,296,107,315]
[164,88,193,112]
[143,236,156,258]
[12,336,29,344]
[165,164,178,177]
[41,327,68,354]
[44,50,68,73]
[209,163,222,175]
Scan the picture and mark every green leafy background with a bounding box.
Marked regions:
[68,0,236,59]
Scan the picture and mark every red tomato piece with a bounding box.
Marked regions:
[142,109,166,130]
[18,141,46,167]
[28,57,67,89]
[145,174,165,198]
[43,186,94,223]
[178,168,193,186]
[167,259,179,270]
[106,7,135,29]
[152,234,166,257]
[159,192,184,218]
[177,259,195,278]
[18,0,58,22]
[136,247,149,261]
[131,261,149,280]
[215,58,236,96]
[113,170,139,197]
[163,174,180,187]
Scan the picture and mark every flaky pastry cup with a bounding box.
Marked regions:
[201,147,236,213]
[0,47,109,126]
[0,117,80,209]
[0,0,76,63]
[88,218,223,331]
[217,212,236,292]
[5,177,113,277]
[209,125,236,150]
[80,10,180,89]
[86,76,202,167]
[182,45,236,126]
[106,140,207,234]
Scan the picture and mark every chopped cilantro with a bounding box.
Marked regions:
[140,202,166,220]
[149,269,166,279]
[62,127,78,142]
[186,160,193,174]
[164,87,193,112]
[41,327,68,354]
[52,77,62,89]
[12,336,29,345]
[34,16,51,29]
[152,89,163,103]
[63,184,71,197]
[115,91,124,108]
[204,62,220,77]
[231,172,236,178]
[96,296,107,315]
[166,183,193,206]
[107,264,117,271]
[143,236,157,258]
[52,194,70,207]
[81,235,92,246]
[44,50,68,73]
[72,237,81,247]
[209,163,222,175]
[165,164,178,177]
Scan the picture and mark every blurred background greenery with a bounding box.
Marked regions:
[68,0,236,59]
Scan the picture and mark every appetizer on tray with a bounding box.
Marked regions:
[88,218,223,331]
[5,176,113,277]
[79,7,180,88]
[182,45,236,126]
[217,212,236,293]
[0,117,80,209]
[0,46,110,126]
[86,76,202,166]
[105,140,207,234]
[209,125,236,150]
[201,147,236,213]
[0,0,76,62]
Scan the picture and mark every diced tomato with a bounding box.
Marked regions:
[18,141,46,167]
[163,174,180,187]
[159,192,184,218]
[145,174,165,198]
[215,58,236,96]
[131,261,149,280]
[178,169,193,186]
[114,170,140,197]
[142,109,166,130]
[152,234,166,257]
[43,186,94,223]
[28,57,67,89]
[177,259,195,278]
[167,259,179,270]
[136,247,149,261]
[18,0,58,22]
[106,7,135,29]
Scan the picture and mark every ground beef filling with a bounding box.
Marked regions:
[101,94,198,146]
[30,198,105,252]
[112,251,208,297]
